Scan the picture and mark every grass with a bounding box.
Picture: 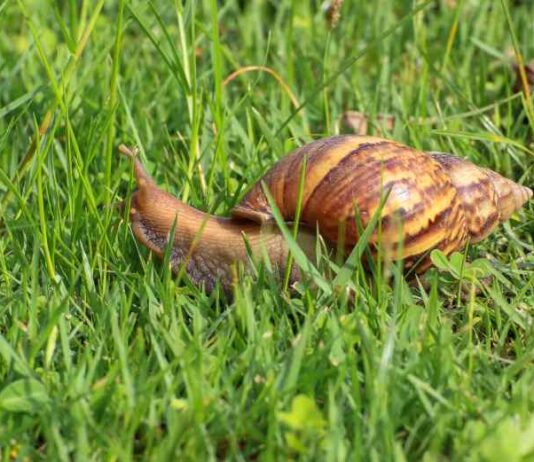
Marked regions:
[0,0,533,459]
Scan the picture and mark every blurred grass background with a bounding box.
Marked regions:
[0,0,533,460]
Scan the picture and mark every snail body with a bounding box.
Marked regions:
[121,135,532,293]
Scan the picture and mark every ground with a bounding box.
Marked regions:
[0,0,533,460]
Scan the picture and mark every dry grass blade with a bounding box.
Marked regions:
[223,65,301,110]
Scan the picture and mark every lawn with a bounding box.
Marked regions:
[1,0,533,460]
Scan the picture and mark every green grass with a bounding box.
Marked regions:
[1,0,533,460]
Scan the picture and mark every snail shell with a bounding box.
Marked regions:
[233,136,532,269]
[121,135,532,292]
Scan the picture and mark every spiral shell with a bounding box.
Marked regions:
[232,135,532,269]
[427,152,531,243]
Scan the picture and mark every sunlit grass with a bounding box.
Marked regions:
[0,0,533,460]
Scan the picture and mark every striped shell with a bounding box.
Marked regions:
[232,135,532,269]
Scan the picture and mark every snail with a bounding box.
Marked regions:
[120,135,532,294]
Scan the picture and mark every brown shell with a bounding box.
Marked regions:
[232,135,532,269]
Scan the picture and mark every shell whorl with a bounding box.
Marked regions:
[233,135,532,268]
[428,152,532,243]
